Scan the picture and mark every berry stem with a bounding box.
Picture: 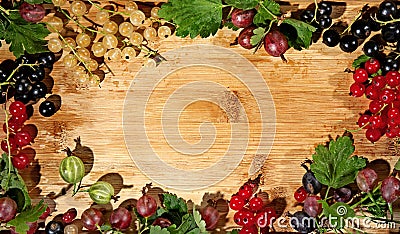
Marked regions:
[2,107,12,190]
[258,0,278,20]
[47,23,94,78]
[86,0,130,17]
[58,7,102,35]
[342,8,363,35]
[311,0,319,23]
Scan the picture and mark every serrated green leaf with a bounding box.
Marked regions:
[3,12,49,58]
[158,0,223,38]
[253,0,280,24]
[310,136,366,189]
[193,209,207,232]
[250,27,265,46]
[281,18,316,50]
[150,225,171,234]
[8,200,47,234]
[225,0,258,10]
[352,55,371,68]
[163,193,188,214]
[224,21,240,31]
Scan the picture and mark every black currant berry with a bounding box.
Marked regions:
[339,35,359,53]
[317,15,332,29]
[37,52,56,68]
[30,82,47,99]
[39,101,56,117]
[351,19,371,39]
[15,78,32,94]
[363,40,380,57]
[381,56,399,74]
[322,29,340,47]
[300,9,315,23]
[30,65,45,82]
[318,2,332,16]
[45,221,64,234]
[377,0,397,21]
[381,23,400,43]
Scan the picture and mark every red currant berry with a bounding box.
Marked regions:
[1,136,17,152]
[349,83,365,97]
[234,210,245,226]
[249,196,264,212]
[62,208,77,224]
[372,75,386,89]
[230,195,246,211]
[386,127,399,138]
[357,114,371,128]
[386,72,400,88]
[238,184,253,200]
[366,128,382,143]
[294,186,307,203]
[364,58,381,74]
[10,113,28,125]
[239,225,258,234]
[39,206,51,220]
[256,207,277,228]
[386,71,400,87]
[380,88,396,104]
[353,68,369,83]
[12,153,29,170]
[369,100,384,114]
[9,101,26,117]
[3,120,22,133]
[388,108,400,119]
[241,208,255,226]
[387,117,399,127]
[15,131,32,147]
[369,115,385,129]
[365,85,380,100]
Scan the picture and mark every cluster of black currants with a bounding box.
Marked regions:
[0,52,61,117]
[319,0,400,54]
[300,1,333,30]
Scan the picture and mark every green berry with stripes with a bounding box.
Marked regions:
[59,156,85,184]
[89,181,115,204]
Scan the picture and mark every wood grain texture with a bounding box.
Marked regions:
[1,0,399,232]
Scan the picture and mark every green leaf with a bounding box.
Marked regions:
[24,0,47,3]
[8,200,47,234]
[321,201,355,230]
[2,12,49,58]
[281,18,316,50]
[224,21,240,31]
[193,209,207,233]
[395,158,400,171]
[158,0,223,38]
[228,230,240,234]
[352,55,371,68]
[310,136,366,189]
[225,0,258,10]
[163,193,188,214]
[150,225,171,234]
[253,0,280,24]
[0,154,31,210]
[250,27,265,46]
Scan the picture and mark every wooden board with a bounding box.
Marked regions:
[1,0,399,232]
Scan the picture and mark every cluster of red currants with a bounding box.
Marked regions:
[229,183,277,234]
[2,101,36,169]
[351,57,400,142]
